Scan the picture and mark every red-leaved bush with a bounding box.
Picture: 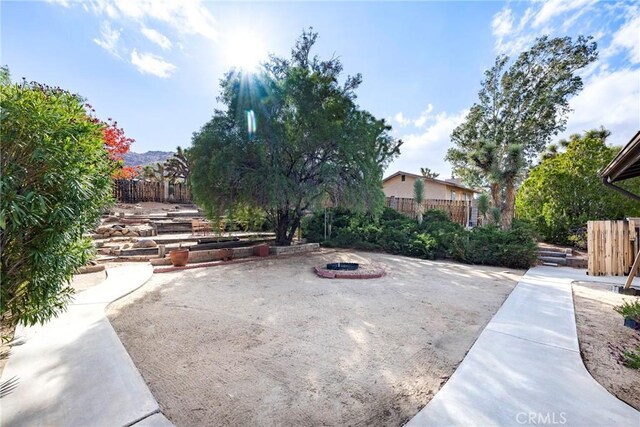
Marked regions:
[86,103,139,179]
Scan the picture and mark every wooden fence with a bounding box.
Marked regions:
[113,180,192,204]
[587,220,640,276]
[385,197,473,226]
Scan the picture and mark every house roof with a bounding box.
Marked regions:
[382,170,479,193]
[601,131,640,183]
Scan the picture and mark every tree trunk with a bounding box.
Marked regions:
[274,208,302,246]
[490,182,501,210]
[275,209,291,246]
[501,180,516,229]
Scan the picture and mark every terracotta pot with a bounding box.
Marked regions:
[219,248,233,261]
[253,243,270,257]
[169,248,189,267]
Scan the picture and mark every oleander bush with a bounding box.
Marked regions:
[1,72,113,328]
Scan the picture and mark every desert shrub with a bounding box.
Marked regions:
[1,75,113,327]
[303,207,537,268]
[614,300,640,321]
[452,221,537,269]
[419,210,466,257]
[622,347,640,370]
[231,204,268,231]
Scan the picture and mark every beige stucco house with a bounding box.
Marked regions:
[382,171,477,201]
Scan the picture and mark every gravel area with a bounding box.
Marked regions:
[573,282,640,411]
[107,250,521,426]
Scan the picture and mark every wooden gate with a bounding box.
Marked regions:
[587,220,639,276]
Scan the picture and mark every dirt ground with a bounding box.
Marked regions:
[107,250,522,426]
[572,282,640,410]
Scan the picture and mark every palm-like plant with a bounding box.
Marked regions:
[413,178,425,225]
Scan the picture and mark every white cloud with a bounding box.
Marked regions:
[141,26,172,50]
[45,0,70,7]
[393,112,411,127]
[532,0,595,28]
[560,68,640,145]
[101,0,218,41]
[492,8,514,38]
[130,49,177,78]
[385,109,469,178]
[603,8,640,64]
[392,104,435,129]
[93,21,121,57]
[413,104,434,128]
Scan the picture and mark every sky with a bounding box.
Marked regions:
[2,0,639,178]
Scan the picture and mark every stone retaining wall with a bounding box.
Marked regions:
[269,243,320,256]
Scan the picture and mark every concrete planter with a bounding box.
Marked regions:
[218,248,233,261]
[253,243,270,257]
[169,249,189,267]
[623,317,640,330]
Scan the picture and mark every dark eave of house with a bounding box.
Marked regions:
[601,131,640,183]
[600,131,640,202]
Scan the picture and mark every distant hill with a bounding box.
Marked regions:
[123,150,173,167]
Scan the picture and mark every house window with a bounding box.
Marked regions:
[451,190,456,201]
[401,174,406,182]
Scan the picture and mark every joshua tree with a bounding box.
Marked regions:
[164,146,191,184]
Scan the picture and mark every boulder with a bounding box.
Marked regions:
[133,240,158,249]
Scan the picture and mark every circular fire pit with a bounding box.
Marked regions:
[326,262,359,271]
[314,262,386,279]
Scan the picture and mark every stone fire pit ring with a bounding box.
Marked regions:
[314,262,386,279]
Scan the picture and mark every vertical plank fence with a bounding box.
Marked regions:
[113,180,192,204]
[587,220,639,276]
[385,197,473,226]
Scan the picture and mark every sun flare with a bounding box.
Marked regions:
[224,30,267,71]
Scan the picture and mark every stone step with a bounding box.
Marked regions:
[538,250,568,258]
[538,256,568,265]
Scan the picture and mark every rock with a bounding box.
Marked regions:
[129,232,140,237]
[133,240,158,249]
[112,230,123,236]
[122,228,130,235]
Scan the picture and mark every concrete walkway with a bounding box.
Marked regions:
[0,264,173,427]
[408,266,640,426]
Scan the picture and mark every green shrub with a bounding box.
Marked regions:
[1,76,114,327]
[419,210,466,258]
[302,207,536,268]
[614,300,640,321]
[452,222,537,269]
[516,130,640,246]
[622,346,640,370]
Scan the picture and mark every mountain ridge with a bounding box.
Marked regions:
[123,150,173,167]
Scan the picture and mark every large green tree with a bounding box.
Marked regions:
[1,74,114,326]
[190,30,402,245]
[446,36,598,228]
[516,129,640,245]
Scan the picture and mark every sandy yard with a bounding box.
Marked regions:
[572,282,640,410]
[107,250,522,426]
